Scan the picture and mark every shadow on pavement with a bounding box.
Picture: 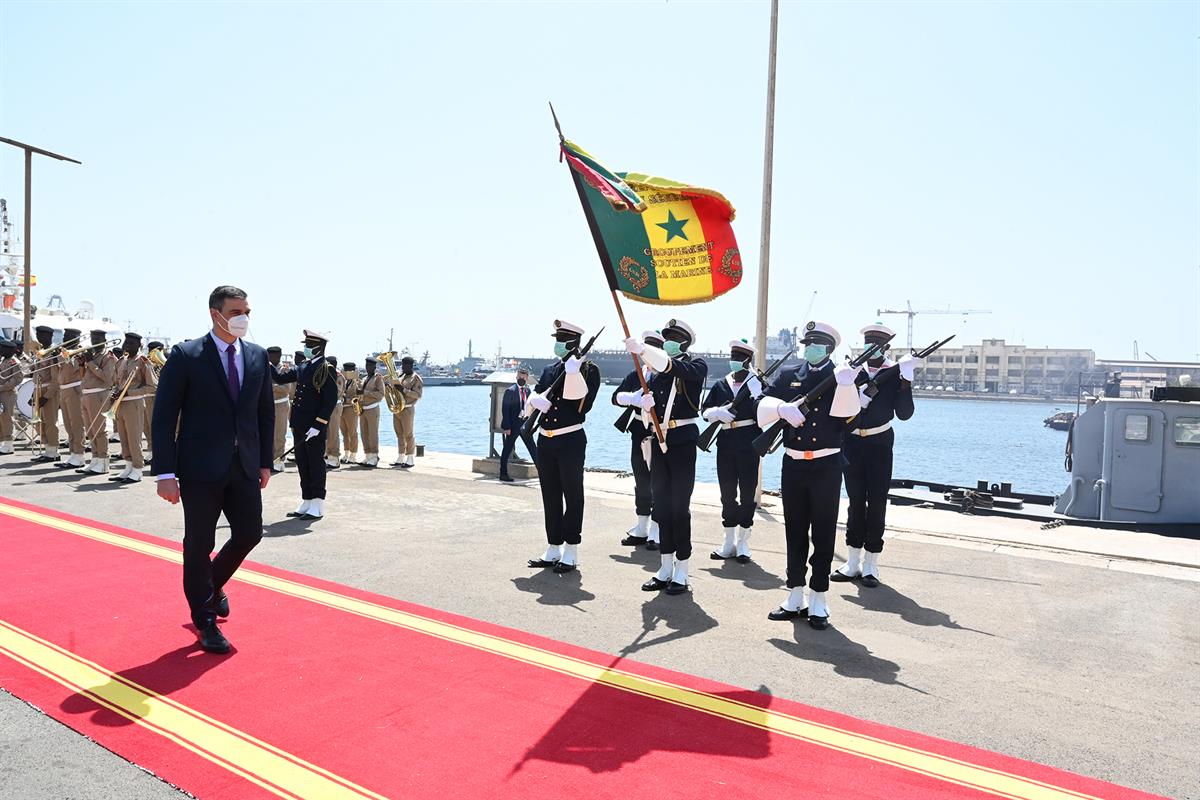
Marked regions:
[842,583,994,636]
[769,627,928,694]
[619,591,719,656]
[511,570,596,612]
[700,558,785,591]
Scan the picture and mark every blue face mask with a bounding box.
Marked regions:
[729,359,749,373]
[803,344,828,364]
[663,340,683,358]
[302,346,315,359]
[553,341,570,359]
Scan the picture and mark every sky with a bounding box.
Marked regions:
[1,0,1197,365]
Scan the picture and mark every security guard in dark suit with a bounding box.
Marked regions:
[624,319,707,596]
[525,320,601,574]
[611,329,665,550]
[272,330,338,520]
[757,321,861,629]
[702,338,763,563]
[832,324,918,588]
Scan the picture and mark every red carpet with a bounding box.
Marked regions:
[0,497,1165,800]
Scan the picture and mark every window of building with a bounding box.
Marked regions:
[1124,414,1150,442]
[1174,417,1200,446]
[946,356,962,363]
[1048,357,1066,367]
[965,355,979,364]
[927,355,943,362]
[1008,357,1023,365]
[1027,357,1044,365]
[985,356,1000,364]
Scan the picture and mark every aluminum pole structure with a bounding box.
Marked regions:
[0,137,82,352]
[754,0,780,503]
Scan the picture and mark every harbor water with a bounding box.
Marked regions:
[376,386,1072,496]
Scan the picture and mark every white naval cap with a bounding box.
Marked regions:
[552,319,585,337]
[302,329,330,342]
[729,338,756,357]
[663,318,695,344]
[642,329,665,345]
[859,323,895,342]
[800,321,841,349]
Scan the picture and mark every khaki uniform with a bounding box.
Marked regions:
[33,353,61,453]
[391,372,424,457]
[56,358,86,458]
[272,377,292,461]
[0,356,23,444]
[114,356,157,470]
[339,372,361,458]
[140,366,158,454]
[358,373,385,457]
[81,352,118,458]
[326,371,346,460]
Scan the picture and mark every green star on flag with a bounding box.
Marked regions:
[656,210,690,242]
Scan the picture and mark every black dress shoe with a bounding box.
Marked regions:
[299,513,323,521]
[808,615,830,630]
[664,581,689,596]
[860,574,880,588]
[641,576,670,592]
[735,554,752,564]
[197,623,231,654]
[829,570,858,583]
[767,606,808,621]
[710,549,734,560]
[32,454,59,463]
[645,540,659,551]
[621,535,648,546]
[285,511,302,518]
[212,591,229,618]
[527,558,559,569]
[498,474,514,482]
[552,562,577,574]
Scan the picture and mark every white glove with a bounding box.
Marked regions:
[529,394,552,413]
[779,402,806,428]
[858,387,872,409]
[899,354,921,382]
[703,406,736,424]
[305,427,320,441]
[834,363,861,386]
[624,336,645,356]
[564,355,582,374]
[638,392,656,412]
[616,390,643,407]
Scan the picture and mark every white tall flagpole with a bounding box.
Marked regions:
[754,0,779,375]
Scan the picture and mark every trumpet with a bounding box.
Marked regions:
[376,351,407,414]
[33,334,84,359]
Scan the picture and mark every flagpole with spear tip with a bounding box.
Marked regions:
[549,103,667,449]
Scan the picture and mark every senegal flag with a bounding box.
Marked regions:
[562,140,742,306]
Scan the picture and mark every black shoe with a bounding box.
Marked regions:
[768,606,808,621]
[498,474,514,482]
[107,475,124,482]
[286,511,302,518]
[53,461,75,469]
[212,591,229,618]
[398,462,412,469]
[861,574,880,588]
[829,570,858,583]
[197,623,231,654]
[641,577,670,592]
[808,615,830,630]
[326,462,340,470]
[32,454,59,463]
[735,554,752,564]
[645,540,659,551]
[552,562,577,574]
[300,513,323,521]
[710,549,735,560]
[621,535,648,546]
[527,558,560,569]
[664,581,689,596]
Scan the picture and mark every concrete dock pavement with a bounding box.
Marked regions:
[0,446,1197,799]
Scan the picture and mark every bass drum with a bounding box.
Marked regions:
[15,379,35,419]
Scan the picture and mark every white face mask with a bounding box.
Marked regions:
[216,313,250,339]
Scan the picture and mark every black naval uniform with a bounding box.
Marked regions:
[273,359,338,501]
[646,354,708,561]
[533,359,601,547]
[613,368,653,520]
[845,361,914,554]
[701,373,762,530]
[761,360,851,593]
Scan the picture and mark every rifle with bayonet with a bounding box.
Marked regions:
[522,326,605,438]
[860,335,955,399]
[751,333,896,458]
[697,350,794,453]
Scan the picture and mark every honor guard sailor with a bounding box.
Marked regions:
[702,338,763,563]
[624,319,708,595]
[831,324,919,588]
[273,331,339,520]
[110,332,157,483]
[611,330,665,549]
[266,347,290,473]
[358,357,385,467]
[525,320,601,574]
[31,325,62,462]
[55,327,87,468]
[78,329,118,475]
[758,321,861,629]
[0,338,23,454]
[338,361,361,465]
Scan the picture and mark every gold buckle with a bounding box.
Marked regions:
[803,451,814,460]
[543,428,555,438]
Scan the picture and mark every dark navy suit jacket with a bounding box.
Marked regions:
[151,334,274,482]
[501,383,530,432]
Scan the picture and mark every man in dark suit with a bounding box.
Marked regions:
[498,367,537,482]
[152,285,274,654]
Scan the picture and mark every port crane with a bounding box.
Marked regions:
[876,301,991,351]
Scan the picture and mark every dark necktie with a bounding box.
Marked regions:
[519,386,526,406]
[226,344,240,404]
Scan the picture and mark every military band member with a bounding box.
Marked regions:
[611,330,665,549]
[78,329,119,475]
[0,338,23,454]
[390,356,423,468]
[142,340,166,459]
[703,338,763,563]
[109,332,157,483]
[525,320,601,573]
[831,324,919,588]
[324,355,344,469]
[53,327,88,468]
[267,347,290,473]
[624,319,707,595]
[758,321,861,629]
[358,357,385,467]
[338,362,361,464]
[273,330,338,520]
[31,325,62,462]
